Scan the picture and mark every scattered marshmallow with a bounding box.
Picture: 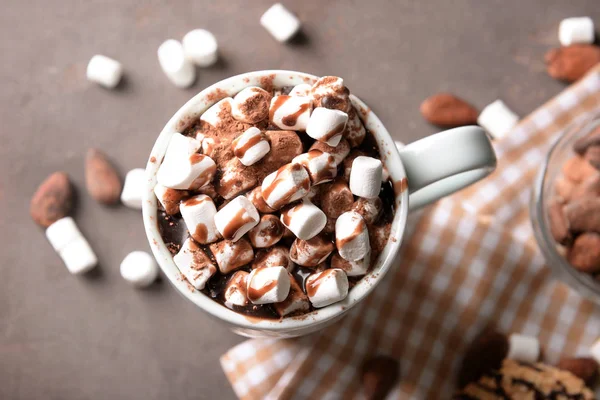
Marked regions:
[182,29,218,67]
[209,239,254,274]
[331,251,370,276]
[156,133,216,190]
[46,217,97,274]
[217,158,258,199]
[121,168,146,209]
[173,238,216,290]
[351,197,383,225]
[260,3,301,42]
[180,195,220,244]
[292,150,337,185]
[477,100,519,139]
[289,235,334,267]
[224,271,249,307]
[269,95,312,131]
[306,107,348,147]
[310,76,351,112]
[231,87,271,124]
[246,266,291,304]
[247,186,276,214]
[306,269,349,308]
[252,246,293,271]
[289,83,311,97]
[200,97,233,128]
[280,200,326,240]
[248,215,285,248]
[214,195,260,242]
[261,163,311,209]
[506,334,540,363]
[349,156,382,199]
[320,180,354,219]
[153,183,188,215]
[345,108,367,147]
[86,55,123,89]
[120,251,159,288]
[232,127,270,166]
[274,273,310,317]
[335,211,370,261]
[591,338,600,364]
[559,17,595,46]
[310,139,351,166]
[157,39,195,88]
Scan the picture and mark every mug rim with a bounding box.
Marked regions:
[142,70,408,332]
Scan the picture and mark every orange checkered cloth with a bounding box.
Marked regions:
[220,66,600,399]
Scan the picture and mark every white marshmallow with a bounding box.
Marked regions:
[121,168,146,209]
[261,163,311,209]
[214,196,260,242]
[46,217,97,275]
[477,100,519,139]
[311,76,346,101]
[280,200,326,240]
[506,334,540,363]
[260,3,301,42]
[252,246,293,271]
[274,274,310,317]
[120,251,159,288]
[290,235,334,267]
[232,127,270,166]
[156,133,216,190]
[153,183,187,215]
[86,55,123,88]
[182,29,218,67]
[224,271,249,307]
[591,338,600,364]
[331,251,370,276]
[200,97,233,128]
[269,95,312,131]
[180,195,220,244]
[217,157,258,200]
[351,197,383,225]
[349,156,382,199]
[248,215,285,248]
[335,211,370,261]
[231,87,271,124]
[173,238,216,290]
[209,239,254,274]
[310,139,350,166]
[345,108,367,147]
[157,39,196,88]
[289,84,311,97]
[559,17,595,46]
[306,269,349,308]
[292,150,337,185]
[306,107,348,147]
[246,266,291,304]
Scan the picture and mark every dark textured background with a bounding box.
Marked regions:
[1,1,599,399]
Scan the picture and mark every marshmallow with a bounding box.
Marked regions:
[253,246,293,271]
[306,269,349,308]
[154,184,188,215]
[591,338,600,364]
[224,271,249,307]
[269,95,312,131]
[261,163,311,209]
[351,197,383,224]
[120,251,159,288]
[157,39,195,88]
[310,76,351,112]
[274,273,310,317]
[200,97,233,128]
[349,156,382,199]
[289,235,334,267]
[289,83,311,97]
[506,334,540,363]
[477,100,519,139]
[344,108,367,147]
[214,196,260,242]
[209,238,254,274]
[173,238,216,290]
[121,168,146,209]
[335,211,370,261]
[260,3,301,42]
[280,200,327,240]
[86,55,123,88]
[46,217,97,274]
[216,157,258,200]
[248,215,285,248]
[247,186,276,214]
[247,266,291,304]
[262,130,304,168]
[306,107,348,147]
[182,29,218,67]
[331,251,370,276]
[559,17,595,46]
[310,139,351,166]
[156,133,216,190]
[232,127,270,166]
[342,150,366,180]
[321,180,355,219]
[231,87,271,124]
[180,195,220,244]
[292,150,337,185]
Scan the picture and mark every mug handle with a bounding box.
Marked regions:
[397,125,497,211]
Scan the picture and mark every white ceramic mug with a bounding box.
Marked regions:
[142,70,496,338]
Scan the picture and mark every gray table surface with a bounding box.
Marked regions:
[2,1,599,399]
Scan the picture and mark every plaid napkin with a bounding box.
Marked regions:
[221,66,600,399]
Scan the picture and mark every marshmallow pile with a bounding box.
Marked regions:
[156,75,391,316]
